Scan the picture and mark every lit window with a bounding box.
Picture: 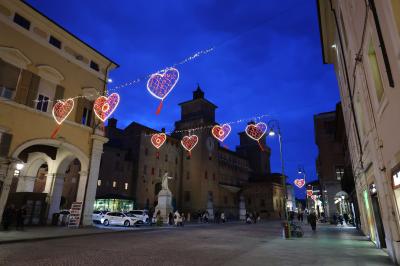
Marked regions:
[36,94,49,112]
[97,180,101,186]
[112,181,116,187]
[124,183,128,190]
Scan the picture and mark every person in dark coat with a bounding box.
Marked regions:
[2,204,16,231]
[168,212,173,225]
[309,210,317,231]
[16,205,27,230]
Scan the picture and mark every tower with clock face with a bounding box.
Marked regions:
[173,85,219,211]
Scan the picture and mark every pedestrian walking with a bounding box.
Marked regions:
[16,205,27,230]
[2,204,15,231]
[309,210,317,231]
[220,212,225,223]
[168,212,173,225]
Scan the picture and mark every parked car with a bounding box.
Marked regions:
[92,210,107,224]
[101,212,140,227]
[126,210,150,224]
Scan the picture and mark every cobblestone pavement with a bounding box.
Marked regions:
[0,221,393,266]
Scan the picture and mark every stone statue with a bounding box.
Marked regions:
[161,172,173,191]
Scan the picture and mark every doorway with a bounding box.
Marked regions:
[371,193,386,248]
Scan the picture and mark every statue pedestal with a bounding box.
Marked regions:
[155,189,173,224]
[239,195,246,221]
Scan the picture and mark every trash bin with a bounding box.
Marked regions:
[52,213,60,226]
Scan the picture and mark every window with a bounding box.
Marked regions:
[151,168,155,175]
[0,87,14,99]
[124,183,128,190]
[81,107,92,126]
[184,191,191,202]
[36,94,49,112]
[143,165,147,174]
[205,171,208,179]
[49,36,62,49]
[112,181,117,188]
[186,171,190,180]
[336,167,344,180]
[13,13,31,30]
[97,180,101,186]
[90,61,99,71]
[368,40,384,102]
[145,148,148,156]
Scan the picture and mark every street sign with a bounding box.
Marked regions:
[68,202,83,228]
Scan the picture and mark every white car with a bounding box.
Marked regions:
[92,210,107,223]
[101,212,140,227]
[126,210,149,224]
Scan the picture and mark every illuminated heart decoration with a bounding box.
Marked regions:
[93,93,120,122]
[212,124,231,142]
[294,179,305,189]
[147,68,179,100]
[181,135,198,152]
[151,133,166,149]
[52,98,74,125]
[245,122,267,141]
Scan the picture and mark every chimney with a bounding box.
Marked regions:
[108,118,117,128]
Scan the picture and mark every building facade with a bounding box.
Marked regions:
[97,87,285,219]
[0,1,117,225]
[318,0,400,262]
[314,103,358,224]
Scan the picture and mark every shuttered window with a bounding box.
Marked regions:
[0,59,20,99]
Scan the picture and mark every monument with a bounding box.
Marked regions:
[154,173,174,224]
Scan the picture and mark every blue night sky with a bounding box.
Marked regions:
[28,0,340,198]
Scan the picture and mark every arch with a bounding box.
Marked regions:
[36,65,64,83]
[0,46,31,69]
[12,138,89,172]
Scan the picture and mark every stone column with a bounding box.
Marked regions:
[47,173,65,223]
[82,135,107,226]
[76,171,88,203]
[0,163,14,224]
[44,173,54,194]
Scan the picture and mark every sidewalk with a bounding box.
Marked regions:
[229,221,394,266]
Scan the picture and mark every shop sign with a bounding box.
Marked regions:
[68,202,83,228]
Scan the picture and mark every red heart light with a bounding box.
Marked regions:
[151,133,166,149]
[212,124,231,142]
[245,122,267,141]
[93,93,120,122]
[52,98,74,125]
[181,135,198,152]
[294,179,305,188]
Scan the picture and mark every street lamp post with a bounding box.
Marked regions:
[267,120,288,223]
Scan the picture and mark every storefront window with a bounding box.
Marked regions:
[93,199,135,212]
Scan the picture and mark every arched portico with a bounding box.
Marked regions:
[4,138,89,224]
